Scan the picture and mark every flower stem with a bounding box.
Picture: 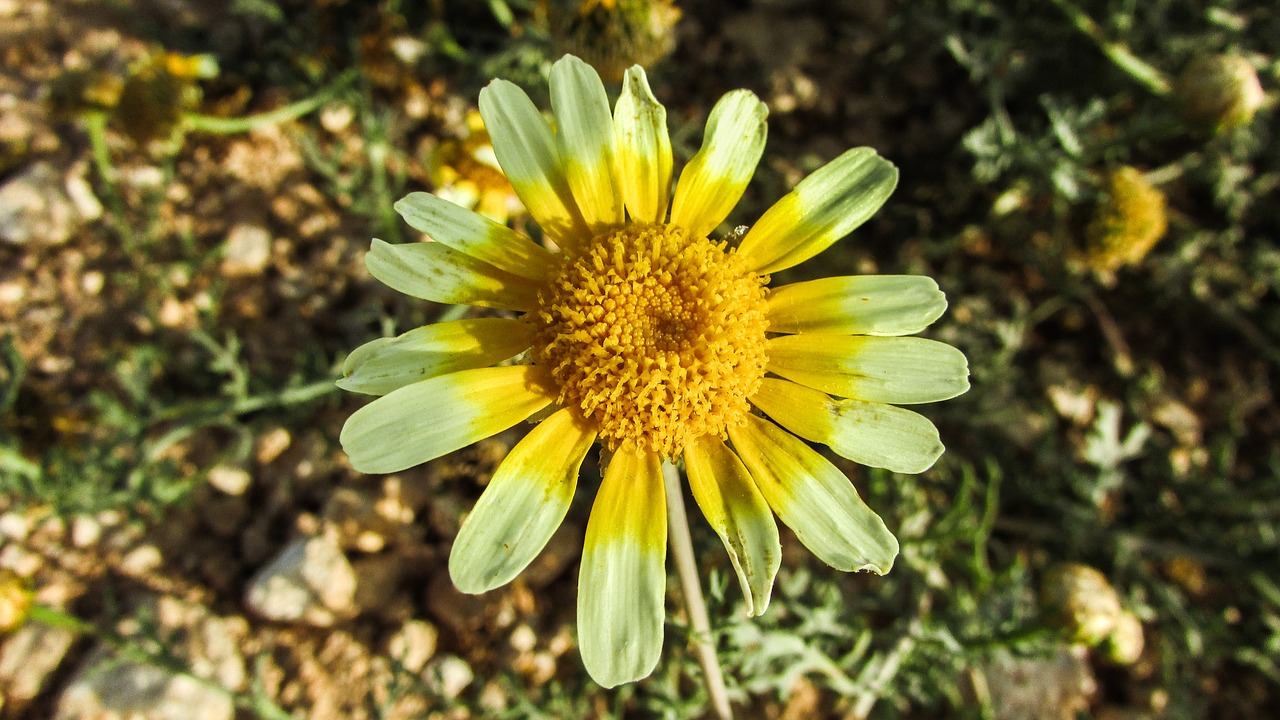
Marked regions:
[1047,0,1172,97]
[182,69,360,134]
[662,460,733,720]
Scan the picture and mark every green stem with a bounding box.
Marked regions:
[82,110,136,245]
[662,461,733,720]
[849,626,918,719]
[83,112,116,194]
[147,377,338,426]
[183,69,360,134]
[1048,0,1173,97]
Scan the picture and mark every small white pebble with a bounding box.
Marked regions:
[0,544,41,576]
[222,224,273,277]
[479,680,507,712]
[119,544,163,576]
[388,620,438,674]
[36,356,73,373]
[256,428,292,464]
[0,281,26,305]
[0,512,32,541]
[389,36,428,65]
[433,655,473,700]
[70,515,102,548]
[96,509,123,527]
[509,624,537,654]
[208,465,252,496]
[157,297,189,328]
[124,165,165,188]
[320,103,355,133]
[80,270,104,295]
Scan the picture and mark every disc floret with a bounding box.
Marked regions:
[533,223,769,458]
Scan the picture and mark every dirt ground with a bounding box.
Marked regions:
[2,0,1278,718]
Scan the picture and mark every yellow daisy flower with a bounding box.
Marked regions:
[339,55,969,687]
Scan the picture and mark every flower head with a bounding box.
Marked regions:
[340,55,969,687]
[1085,166,1168,275]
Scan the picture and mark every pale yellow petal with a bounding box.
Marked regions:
[669,90,767,239]
[767,334,970,403]
[450,408,596,593]
[750,378,944,474]
[339,318,534,396]
[550,55,624,232]
[578,446,666,687]
[479,79,590,245]
[737,148,898,274]
[365,239,540,311]
[613,65,672,223]
[393,192,554,281]
[340,366,552,474]
[727,415,898,574]
[684,435,780,616]
[766,275,947,336]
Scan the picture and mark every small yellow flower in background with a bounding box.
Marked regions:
[427,111,526,225]
[340,55,969,686]
[1086,166,1168,275]
[0,569,34,634]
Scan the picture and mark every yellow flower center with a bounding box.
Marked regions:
[533,223,769,459]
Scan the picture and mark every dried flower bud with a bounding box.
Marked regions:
[47,69,125,119]
[1175,54,1266,133]
[114,51,211,150]
[1100,609,1145,665]
[1085,166,1168,275]
[1039,562,1123,646]
[547,0,681,83]
[0,569,33,634]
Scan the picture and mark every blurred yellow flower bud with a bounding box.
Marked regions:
[1039,562,1123,646]
[1086,166,1168,275]
[1174,54,1266,133]
[0,569,33,634]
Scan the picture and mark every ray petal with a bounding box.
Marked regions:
[766,275,948,336]
[339,318,534,396]
[613,65,673,224]
[738,148,898,274]
[550,55,625,232]
[728,415,898,574]
[577,446,667,688]
[669,90,767,239]
[479,79,590,245]
[750,378,945,474]
[450,408,597,593]
[684,435,780,616]
[340,366,552,474]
